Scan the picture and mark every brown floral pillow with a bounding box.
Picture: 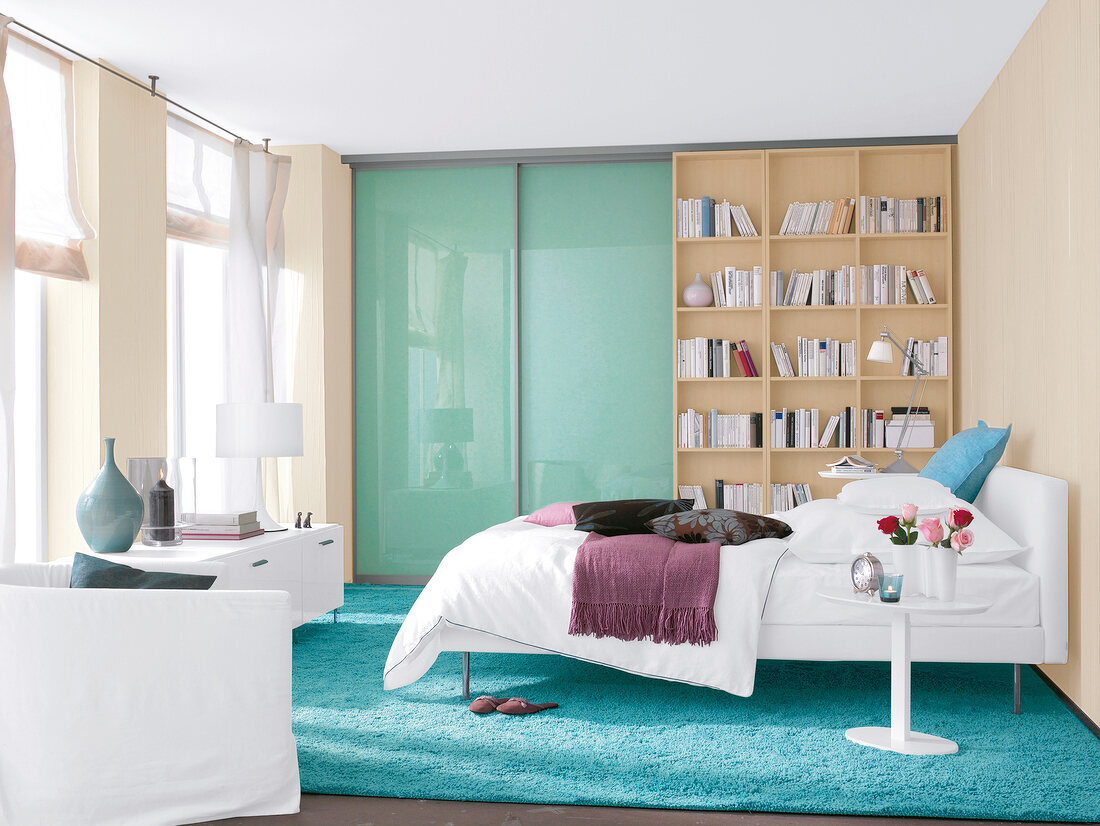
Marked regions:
[645,509,792,545]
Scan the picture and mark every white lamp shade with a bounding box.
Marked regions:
[866,339,894,364]
[216,403,303,458]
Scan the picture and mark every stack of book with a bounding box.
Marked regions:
[678,337,758,378]
[859,265,937,305]
[677,197,758,238]
[772,266,856,306]
[181,511,263,541]
[770,338,856,377]
[859,195,944,233]
[708,266,763,307]
[825,455,878,476]
[770,483,813,512]
[778,199,855,235]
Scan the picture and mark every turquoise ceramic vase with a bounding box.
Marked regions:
[75,438,143,552]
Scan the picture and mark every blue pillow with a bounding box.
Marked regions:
[69,553,217,590]
[918,420,1011,503]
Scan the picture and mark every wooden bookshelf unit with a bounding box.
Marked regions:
[673,145,953,508]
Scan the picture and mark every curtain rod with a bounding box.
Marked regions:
[7,16,267,149]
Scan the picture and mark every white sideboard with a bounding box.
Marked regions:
[93,524,344,628]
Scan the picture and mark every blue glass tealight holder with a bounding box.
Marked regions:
[879,573,903,603]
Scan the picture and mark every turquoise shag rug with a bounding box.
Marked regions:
[292,585,1100,821]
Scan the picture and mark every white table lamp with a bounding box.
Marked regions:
[865,326,928,475]
[216,402,303,531]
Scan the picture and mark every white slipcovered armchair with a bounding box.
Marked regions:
[0,558,300,826]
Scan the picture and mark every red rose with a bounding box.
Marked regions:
[877,515,900,535]
[950,508,974,529]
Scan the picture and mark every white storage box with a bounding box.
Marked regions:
[885,420,935,448]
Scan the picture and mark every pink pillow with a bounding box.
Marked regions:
[524,502,579,527]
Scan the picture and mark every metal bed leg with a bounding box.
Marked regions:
[1013,663,1021,714]
[332,607,338,623]
[462,652,470,702]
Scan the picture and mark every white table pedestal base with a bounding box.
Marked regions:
[845,726,959,755]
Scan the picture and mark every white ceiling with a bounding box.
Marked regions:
[5,0,1045,158]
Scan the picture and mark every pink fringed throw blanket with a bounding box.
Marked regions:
[568,532,720,646]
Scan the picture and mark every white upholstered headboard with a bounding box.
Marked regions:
[973,465,1068,664]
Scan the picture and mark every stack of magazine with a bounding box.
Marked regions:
[825,455,878,476]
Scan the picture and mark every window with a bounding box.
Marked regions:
[165,114,232,463]
[3,33,90,561]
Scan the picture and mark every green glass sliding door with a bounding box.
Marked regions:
[518,163,673,512]
[355,166,516,577]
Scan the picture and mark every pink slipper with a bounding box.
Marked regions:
[468,695,508,714]
[496,697,559,715]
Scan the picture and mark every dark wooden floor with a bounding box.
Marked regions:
[200,795,1053,825]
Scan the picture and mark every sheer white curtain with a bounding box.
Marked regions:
[0,18,17,564]
[220,140,291,514]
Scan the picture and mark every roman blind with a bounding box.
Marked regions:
[5,33,93,280]
[166,112,231,245]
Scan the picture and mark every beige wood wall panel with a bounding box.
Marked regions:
[97,71,167,469]
[957,0,1100,721]
[319,147,355,582]
[47,64,166,558]
[273,144,354,581]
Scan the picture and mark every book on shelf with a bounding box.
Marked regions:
[825,454,878,474]
[678,409,763,449]
[678,484,709,509]
[772,406,858,448]
[899,337,948,376]
[707,266,763,308]
[890,406,931,420]
[777,198,855,236]
[771,266,856,306]
[770,483,813,513]
[181,511,257,526]
[677,197,758,238]
[711,479,764,515]
[770,338,855,377]
[859,196,944,233]
[677,338,759,378]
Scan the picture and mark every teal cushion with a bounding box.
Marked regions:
[69,553,216,590]
[918,420,1011,503]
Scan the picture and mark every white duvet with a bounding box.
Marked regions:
[383,518,789,697]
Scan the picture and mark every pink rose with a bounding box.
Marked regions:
[900,503,918,524]
[919,517,944,545]
[950,528,975,554]
[949,508,974,529]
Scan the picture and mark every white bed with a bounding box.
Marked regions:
[384,465,1067,709]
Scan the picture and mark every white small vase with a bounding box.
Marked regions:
[894,544,925,596]
[927,545,958,601]
[682,273,714,307]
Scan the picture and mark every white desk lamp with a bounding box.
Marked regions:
[866,326,928,474]
[216,402,303,531]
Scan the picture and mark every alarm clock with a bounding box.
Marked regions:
[850,552,884,595]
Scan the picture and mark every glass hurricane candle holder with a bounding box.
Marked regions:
[879,573,904,603]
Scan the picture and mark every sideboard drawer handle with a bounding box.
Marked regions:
[319,539,334,546]
[252,559,269,567]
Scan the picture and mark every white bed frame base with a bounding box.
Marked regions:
[449,466,1068,712]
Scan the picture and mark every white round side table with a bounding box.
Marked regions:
[818,588,992,755]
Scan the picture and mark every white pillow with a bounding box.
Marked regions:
[836,476,953,515]
[949,499,1028,565]
[775,497,1026,565]
[777,499,892,563]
